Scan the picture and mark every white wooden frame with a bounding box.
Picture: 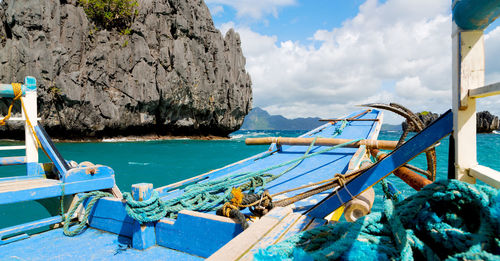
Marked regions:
[452,23,500,188]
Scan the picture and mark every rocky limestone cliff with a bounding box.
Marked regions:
[477,111,499,133]
[0,0,252,139]
[401,111,439,132]
[402,111,499,133]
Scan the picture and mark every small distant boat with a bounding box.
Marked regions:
[1,0,499,259]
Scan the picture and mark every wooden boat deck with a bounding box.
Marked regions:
[0,227,203,260]
[0,177,60,193]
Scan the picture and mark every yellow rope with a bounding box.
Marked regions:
[20,94,43,149]
[0,83,42,148]
[0,83,23,125]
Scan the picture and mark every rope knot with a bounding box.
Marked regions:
[0,83,22,126]
[230,187,244,206]
[335,173,347,187]
[123,190,168,224]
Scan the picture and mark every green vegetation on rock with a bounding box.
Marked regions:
[79,0,138,30]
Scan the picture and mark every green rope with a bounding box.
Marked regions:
[381,179,403,202]
[63,191,112,236]
[122,190,168,224]
[255,179,500,260]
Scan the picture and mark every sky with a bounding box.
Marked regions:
[205,0,500,124]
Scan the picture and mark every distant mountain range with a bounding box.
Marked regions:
[240,107,403,131]
[240,108,322,130]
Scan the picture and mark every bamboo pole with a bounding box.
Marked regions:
[370,149,431,191]
[245,137,398,150]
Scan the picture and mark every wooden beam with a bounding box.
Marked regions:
[469,81,500,98]
[469,165,500,188]
[0,146,26,151]
[452,24,483,183]
[245,137,398,150]
[35,125,70,178]
[23,80,38,176]
[0,156,27,166]
[131,183,156,250]
[0,84,26,98]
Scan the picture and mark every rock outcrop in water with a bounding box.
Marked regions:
[401,111,439,132]
[0,0,252,139]
[402,111,499,133]
[476,111,499,133]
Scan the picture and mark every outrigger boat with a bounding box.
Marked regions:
[1,0,499,260]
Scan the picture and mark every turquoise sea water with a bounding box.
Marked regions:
[1,130,499,229]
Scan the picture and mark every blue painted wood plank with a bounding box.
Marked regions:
[34,125,70,178]
[307,110,453,218]
[0,216,61,245]
[0,156,27,166]
[0,175,42,183]
[86,198,135,237]
[156,210,243,258]
[0,177,115,204]
[0,84,26,97]
[453,0,500,30]
[0,227,203,260]
[64,165,114,183]
[131,183,156,250]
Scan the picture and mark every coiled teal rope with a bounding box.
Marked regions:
[63,191,112,236]
[122,190,168,224]
[255,179,500,260]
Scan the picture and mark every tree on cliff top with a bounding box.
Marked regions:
[79,0,138,30]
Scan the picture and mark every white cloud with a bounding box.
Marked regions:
[209,5,224,16]
[206,0,296,19]
[219,0,500,123]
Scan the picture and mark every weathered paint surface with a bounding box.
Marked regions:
[34,125,70,178]
[0,227,203,260]
[0,216,62,245]
[0,176,115,204]
[0,84,26,97]
[156,210,244,258]
[131,183,156,250]
[0,156,27,166]
[86,198,135,237]
[453,0,500,30]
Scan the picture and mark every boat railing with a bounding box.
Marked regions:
[0,76,40,176]
[452,0,500,188]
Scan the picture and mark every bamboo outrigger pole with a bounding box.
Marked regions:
[245,137,398,150]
